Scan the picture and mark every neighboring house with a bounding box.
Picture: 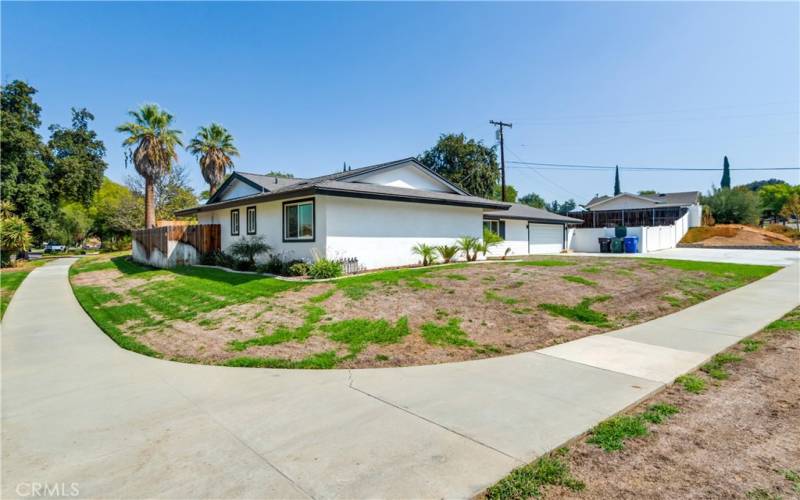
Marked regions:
[567,191,703,253]
[582,191,703,227]
[175,158,579,269]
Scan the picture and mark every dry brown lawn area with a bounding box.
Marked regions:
[681,224,797,247]
[535,314,800,500]
[69,254,778,369]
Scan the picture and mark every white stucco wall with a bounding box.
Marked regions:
[489,220,528,257]
[324,196,483,269]
[197,196,327,263]
[347,162,453,192]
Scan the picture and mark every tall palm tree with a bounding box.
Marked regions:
[116,104,182,228]
[187,123,239,197]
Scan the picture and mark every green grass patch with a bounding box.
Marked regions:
[675,374,706,394]
[444,273,468,281]
[766,307,800,332]
[562,275,597,286]
[661,295,683,308]
[229,304,326,351]
[485,290,519,305]
[587,415,649,451]
[701,352,743,380]
[783,469,800,494]
[740,338,763,352]
[746,488,782,500]
[374,354,390,362]
[224,351,341,369]
[538,295,612,327]
[332,264,470,300]
[485,451,585,499]
[421,318,475,347]
[322,317,409,355]
[473,344,502,355]
[580,266,602,274]
[641,403,680,424]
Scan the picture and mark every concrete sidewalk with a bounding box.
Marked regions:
[2,258,798,499]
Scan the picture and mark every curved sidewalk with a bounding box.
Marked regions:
[2,258,798,499]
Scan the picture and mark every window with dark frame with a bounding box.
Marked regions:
[483,219,500,235]
[246,206,257,235]
[230,209,240,236]
[283,199,314,241]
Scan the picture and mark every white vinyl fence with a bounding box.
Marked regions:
[568,212,689,254]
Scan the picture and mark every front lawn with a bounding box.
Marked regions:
[1,260,48,319]
[69,254,778,368]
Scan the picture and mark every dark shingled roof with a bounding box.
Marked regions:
[483,203,583,224]
[236,172,304,190]
[585,191,700,208]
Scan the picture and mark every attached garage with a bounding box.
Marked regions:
[528,223,565,254]
[484,203,583,258]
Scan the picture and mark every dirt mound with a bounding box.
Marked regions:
[681,224,795,247]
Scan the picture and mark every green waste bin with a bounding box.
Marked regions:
[611,238,625,253]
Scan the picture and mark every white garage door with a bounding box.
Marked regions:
[529,223,564,254]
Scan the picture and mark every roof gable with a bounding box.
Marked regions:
[344,159,460,194]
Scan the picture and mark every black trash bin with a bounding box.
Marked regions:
[598,237,612,253]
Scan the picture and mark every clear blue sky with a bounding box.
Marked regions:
[3,2,798,203]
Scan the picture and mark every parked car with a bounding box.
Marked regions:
[44,242,67,253]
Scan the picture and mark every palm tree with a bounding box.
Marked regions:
[187,123,239,197]
[435,244,459,263]
[456,236,479,262]
[411,243,436,266]
[116,104,182,228]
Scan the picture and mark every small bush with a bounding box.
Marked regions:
[702,187,760,225]
[288,261,310,276]
[308,258,343,279]
[201,250,236,268]
[436,244,459,263]
[411,243,436,266]
[229,236,271,268]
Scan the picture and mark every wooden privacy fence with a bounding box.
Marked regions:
[567,207,688,229]
[132,224,220,267]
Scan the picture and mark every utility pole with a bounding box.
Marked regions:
[490,120,512,201]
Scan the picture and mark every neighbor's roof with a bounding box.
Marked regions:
[176,158,509,216]
[585,191,701,208]
[483,203,583,224]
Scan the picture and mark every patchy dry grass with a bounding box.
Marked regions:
[484,306,800,499]
[70,254,778,368]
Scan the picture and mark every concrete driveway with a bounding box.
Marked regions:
[571,247,800,267]
[2,256,798,499]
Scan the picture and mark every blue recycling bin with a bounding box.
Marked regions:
[624,236,639,253]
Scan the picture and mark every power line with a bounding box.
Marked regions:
[506,148,587,200]
[507,160,799,172]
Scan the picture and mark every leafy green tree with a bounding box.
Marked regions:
[0,81,53,240]
[116,104,183,228]
[547,199,577,215]
[740,178,786,192]
[702,186,760,224]
[614,165,621,195]
[127,164,197,221]
[418,133,499,198]
[0,216,32,264]
[518,192,546,208]
[47,108,107,205]
[721,156,731,189]
[780,193,800,230]
[491,183,517,203]
[758,183,798,216]
[638,190,657,195]
[88,178,143,243]
[187,123,239,197]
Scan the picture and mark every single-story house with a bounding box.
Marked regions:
[175,158,580,270]
[579,191,703,228]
